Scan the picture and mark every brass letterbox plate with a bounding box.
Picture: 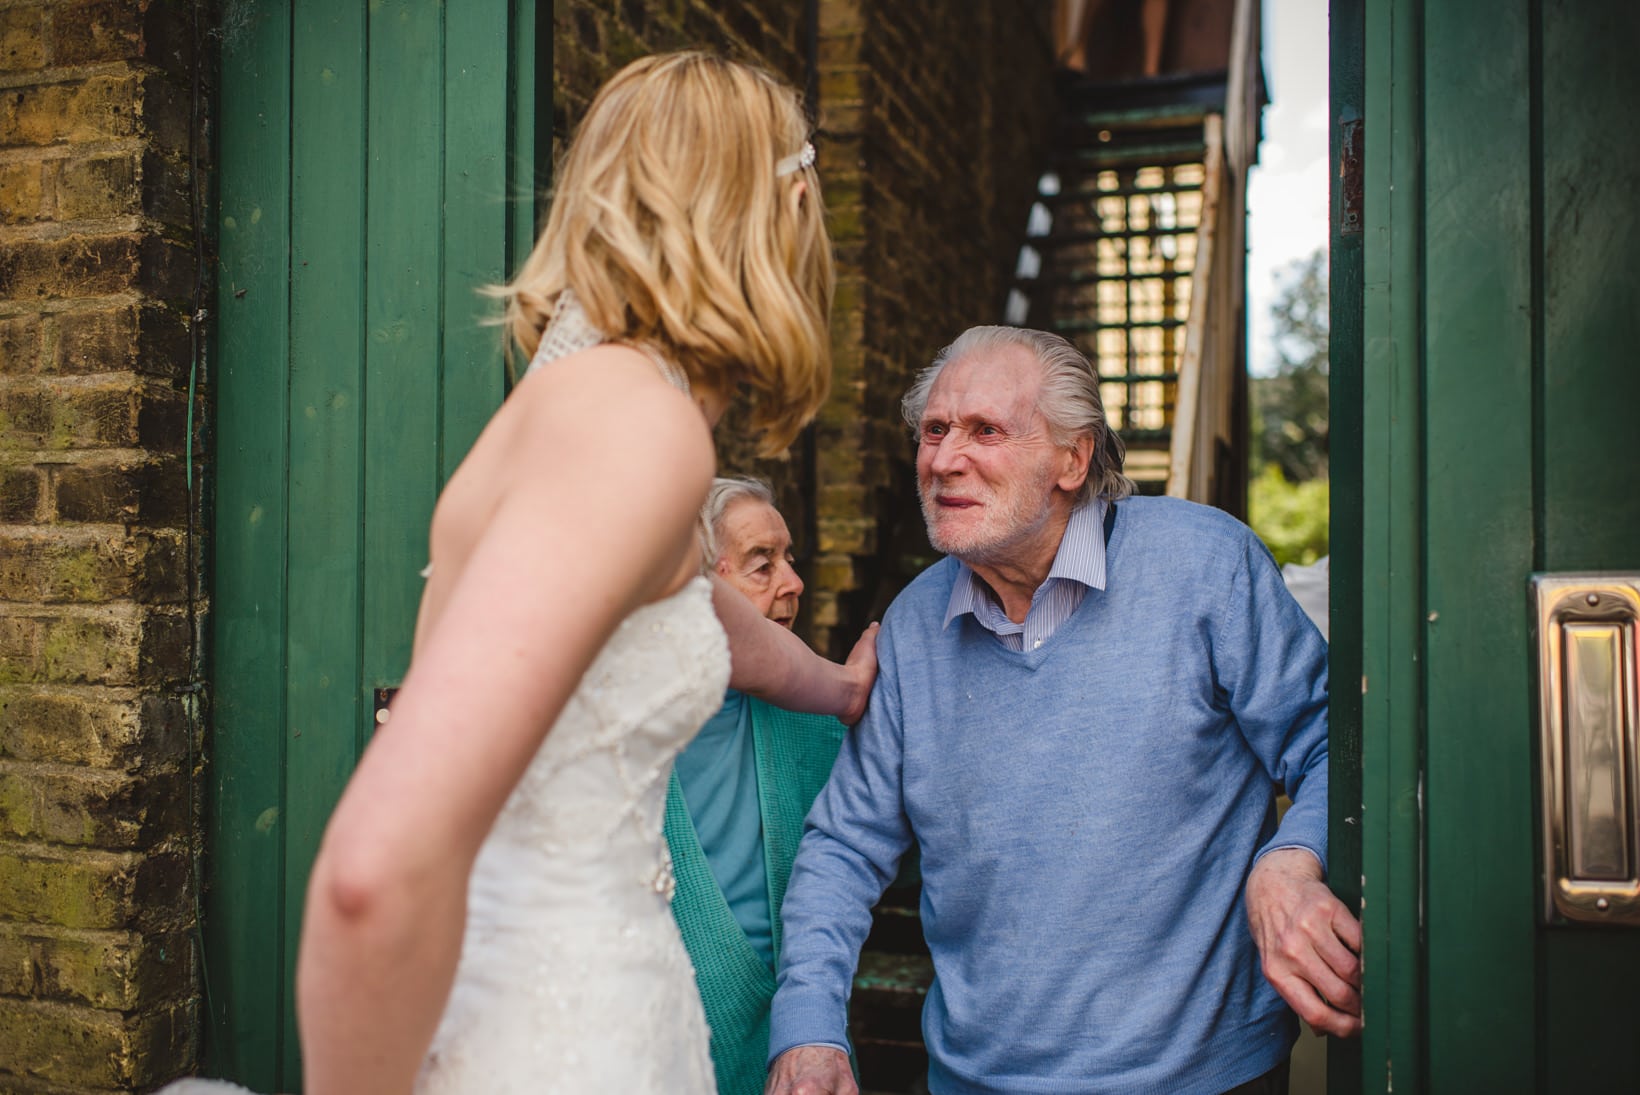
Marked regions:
[1533,574,1640,926]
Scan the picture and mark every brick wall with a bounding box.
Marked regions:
[554,0,1057,657]
[0,0,202,1089]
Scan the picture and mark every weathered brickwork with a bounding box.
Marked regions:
[0,0,202,1089]
[555,0,1056,656]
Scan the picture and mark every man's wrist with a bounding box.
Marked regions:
[768,987,852,1065]
[1254,844,1325,878]
[771,1040,850,1065]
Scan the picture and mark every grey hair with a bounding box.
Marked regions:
[901,325,1135,505]
[699,475,776,564]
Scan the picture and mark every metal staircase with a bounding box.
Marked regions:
[1007,74,1225,494]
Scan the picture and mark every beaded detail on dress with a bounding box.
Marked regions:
[526,288,690,394]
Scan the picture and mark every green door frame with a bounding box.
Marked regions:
[1325,3,1363,1092]
[207,2,546,1086]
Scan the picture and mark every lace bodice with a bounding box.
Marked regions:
[526,287,690,392]
[473,578,730,905]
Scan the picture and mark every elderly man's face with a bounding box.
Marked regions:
[715,498,804,628]
[916,346,1076,564]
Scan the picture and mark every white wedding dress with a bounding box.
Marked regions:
[416,577,728,1093]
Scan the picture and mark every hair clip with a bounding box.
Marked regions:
[775,141,816,178]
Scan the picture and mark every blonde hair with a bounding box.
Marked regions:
[503,52,834,456]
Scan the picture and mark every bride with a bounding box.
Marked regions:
[286,52,867,1094]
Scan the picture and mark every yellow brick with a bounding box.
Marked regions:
[0,75,140,146]
[0,925,191,1010]
[0,159,45,223]
[0,995,195,1087]
[0,6,46,73]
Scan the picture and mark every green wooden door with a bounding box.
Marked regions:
[208,1,543,1086]
[1335,0,1640,1090]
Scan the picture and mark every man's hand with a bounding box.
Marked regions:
[764,1045,858,1095]
[839,622,880,726]
[1245,847,1363,1038]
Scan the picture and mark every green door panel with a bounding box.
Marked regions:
[281,4,369,1087]
[1348,1,1640,1091]
[1325,2,1363,1091]
[211,2,294,1081]
[1357,0,1426,1084]
[208,2,542,1087]
[1539,3,1640,569]
[1421,0,1538,1089]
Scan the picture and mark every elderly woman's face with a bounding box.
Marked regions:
[714,498,804,628]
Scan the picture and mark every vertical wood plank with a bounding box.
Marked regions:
[1540,0,1640,569]
[207,0,293,1084]
[364,0,444,696]
[508,0,543,285]
[282,0,369,1084]
[1359,0,1426,1086]
[1420,0,1538,1086]
[441,0,510,479]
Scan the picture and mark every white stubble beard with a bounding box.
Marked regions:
[917,465,1060,567]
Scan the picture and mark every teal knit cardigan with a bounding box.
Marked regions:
[664,696,847,1095]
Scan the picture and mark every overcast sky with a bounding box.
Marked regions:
[1246,0,1329,376]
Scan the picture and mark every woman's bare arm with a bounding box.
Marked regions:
[295,353,714,1095]
[711,574,878,724]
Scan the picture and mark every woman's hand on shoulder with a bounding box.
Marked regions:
[713,573,880,724]
[837,621,880,726]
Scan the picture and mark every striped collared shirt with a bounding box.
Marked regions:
[942,499,1109,652]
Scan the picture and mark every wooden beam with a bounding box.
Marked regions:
[1165,112,1223,500]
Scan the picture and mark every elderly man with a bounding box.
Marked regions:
[766,327,1360,1095]
[665,477,851,1095]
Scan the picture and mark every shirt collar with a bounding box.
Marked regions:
[942,499,1108,630]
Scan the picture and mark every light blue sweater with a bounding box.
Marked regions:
[771,497,1329,1095]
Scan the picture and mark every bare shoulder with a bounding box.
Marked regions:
[508,344,713,472]
[494,346,715,595]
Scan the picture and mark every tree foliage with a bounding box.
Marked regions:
[1249,248,1330,564]
[1249,464,1330,567]
[1253,249,1329,483]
